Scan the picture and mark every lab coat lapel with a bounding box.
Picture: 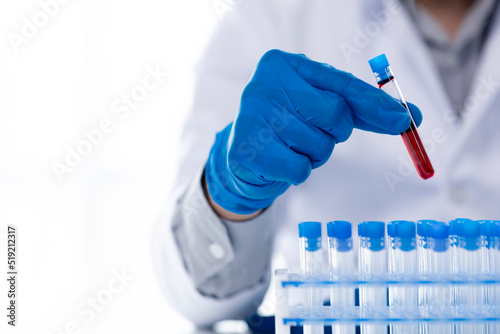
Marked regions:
[455,4,500,140]
[436,4,500,168]
[383,1,452,119]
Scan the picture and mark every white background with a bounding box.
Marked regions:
[0,0,234,332]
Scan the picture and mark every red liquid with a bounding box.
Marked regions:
[378,78,434,179]
[401,118,434,180]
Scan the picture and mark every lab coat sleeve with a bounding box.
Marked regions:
[152,167,275,326]
[152,0,301,326]
[172,167,275,298]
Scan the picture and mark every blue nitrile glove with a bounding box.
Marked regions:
[205,49,422,214]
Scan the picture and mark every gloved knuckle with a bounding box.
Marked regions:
[334,71,355,94]
[293,159,311,184]
[317,133,336,156]
[325,133,337,150]
[338,127,353,143]
[241,81,266,100]
[262,49,284,62]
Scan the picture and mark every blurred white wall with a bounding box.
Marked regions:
[0,0,233,332]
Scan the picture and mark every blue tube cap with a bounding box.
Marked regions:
[298,221,321,239]
[392,220,416,251]
[395,221,416,239]
[358,221,385,238]
[417,220,433,237]
[327,221,352,240]
[429,221,449,252]
[459,219,481,251]
[429,221,449,239]
[368,54,390,73]
[480,220,493,237]
[359,221,385,251]
[461,220,481,238]
[479,220,495,249]
[298,222,322,251]
[450,218,471,236]
[368,54,392,83]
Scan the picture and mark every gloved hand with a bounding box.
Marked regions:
[205,49,422,214]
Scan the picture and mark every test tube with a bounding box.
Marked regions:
[358,221,387,334]
[427,221,452,334]
[494,222,500,332]
[327,221,355,334]
[449,218,471,331]
[417,219,431,329]
[368,54,434,180]
[298,221,323,334]
[457,220,483,334]
[448,219,458,314]
[480,220,495,334]
[455,219,482,333]
[387,220,417,334]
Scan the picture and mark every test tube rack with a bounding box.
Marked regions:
[274,270,500,333]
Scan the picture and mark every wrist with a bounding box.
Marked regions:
[205,124,277,214]
[203,174,263,221]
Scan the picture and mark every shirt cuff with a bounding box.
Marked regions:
[173,167,275,296]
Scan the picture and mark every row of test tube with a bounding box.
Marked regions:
[297,219,500,334]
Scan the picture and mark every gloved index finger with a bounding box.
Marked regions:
[280,51,412,135]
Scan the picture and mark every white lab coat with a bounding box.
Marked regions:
[153,0,500,326]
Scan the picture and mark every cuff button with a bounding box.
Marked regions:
[209,243,225,260]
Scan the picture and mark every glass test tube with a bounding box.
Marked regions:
[368,54,434,180]
[480,220,495,334]
[298,222,323,334]
[455,219,482,334]
[427,221,452,334]
[449,219,458,316]
[327,221,355,334]
[387,220,417,334]
[417,219,431,332]
[358,221,387,334]
[494,222,500,333]
[449,218,468,331]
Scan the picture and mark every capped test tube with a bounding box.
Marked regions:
[368,54,434,180]
[387,220,417,334]
[457,220,483,334]
[479,220,494,279]
[479,220,496,334]
[449,219,458,310]
[494,222,500,333]
[327,221,355,334]
[298,222,323,334]
[417,219,431,323]
[427,221,452,334]
[358,221,387,334]
[456,219,482,334]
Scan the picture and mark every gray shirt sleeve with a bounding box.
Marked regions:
[172,167,275,298]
